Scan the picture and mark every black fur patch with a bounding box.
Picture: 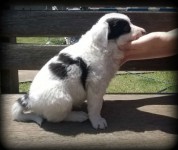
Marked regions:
[49,53,90,90]
[17,94,29,108]
[107,18,131,39]
[76,57,90,90]
[58,53,77,65]
[49,63,67,79]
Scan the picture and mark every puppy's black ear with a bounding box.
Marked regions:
[107,18,131,40]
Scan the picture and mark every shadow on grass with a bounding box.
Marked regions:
[41,95,178,135]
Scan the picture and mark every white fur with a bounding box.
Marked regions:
[12,13,145,129]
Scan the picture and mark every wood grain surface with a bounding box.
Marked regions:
[1,94,177,149]
[1,11,177,37]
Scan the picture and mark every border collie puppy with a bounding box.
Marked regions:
[12,13,145,129]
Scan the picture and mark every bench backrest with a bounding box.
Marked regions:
[1,1,177,93]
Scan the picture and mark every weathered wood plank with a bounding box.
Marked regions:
[6,0,176,7]
[1,94,177,149]
[0,36,19,94]
[1,69,19,93]
[1,44,178,70]
[1,44,64,70]
[120,55,178,71]
[1,11,177,37]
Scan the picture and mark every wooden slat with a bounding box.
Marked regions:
[0,44,64,70]
[120,55,178,71]
[1,94,177,149]
[6,0,177,7]
[1,44,178,71]
[1,11,177,37]
[0,35,19,94]
[1,69,19,93]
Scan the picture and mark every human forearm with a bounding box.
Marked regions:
[121,29,178,63]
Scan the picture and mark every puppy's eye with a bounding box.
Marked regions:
[123,24,131,32]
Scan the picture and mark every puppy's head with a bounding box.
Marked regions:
[92,13,145,47]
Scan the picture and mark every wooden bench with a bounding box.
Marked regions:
[0,1,177,149]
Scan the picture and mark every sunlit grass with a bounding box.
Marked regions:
[19,82,31,93]
[106,71,177,93]
[16,37,66,45]
[19,71,178,94]
[17,37,177,94]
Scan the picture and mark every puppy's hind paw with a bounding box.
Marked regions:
[64,111,88,122]
[36,117,44,127]
[75,111,88,122]
[28,112,44,126]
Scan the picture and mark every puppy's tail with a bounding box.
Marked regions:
[11,94,43,126]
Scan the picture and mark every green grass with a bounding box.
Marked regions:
[106,71,177,93]
[19,71,178,94]
[16,37,66,45]
[17,37,178,94]
[19,82,31,93]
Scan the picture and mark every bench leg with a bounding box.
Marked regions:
[1,69,19,94]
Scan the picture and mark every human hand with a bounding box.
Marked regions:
[119,29,177,64]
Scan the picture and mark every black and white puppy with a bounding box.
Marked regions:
[12,13,145,129]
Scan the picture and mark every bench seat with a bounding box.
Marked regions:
[1,94,177,149]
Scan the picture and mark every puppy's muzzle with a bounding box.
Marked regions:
[131,24,146,40]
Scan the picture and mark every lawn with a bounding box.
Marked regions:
[106,71,177,93]
[16,37,66,45]
[17,37,178,94]
[19,71,178,94]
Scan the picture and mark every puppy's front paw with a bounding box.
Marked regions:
[90,116,107,129]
